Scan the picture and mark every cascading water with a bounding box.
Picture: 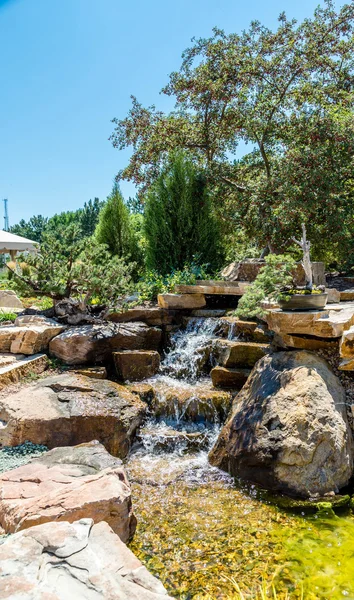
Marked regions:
[161,317,219,381]
[128,316,226,459]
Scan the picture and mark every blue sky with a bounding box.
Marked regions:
[0,0,344,226]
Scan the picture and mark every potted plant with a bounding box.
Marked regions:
[277,224,327,311]
[235,226,327,320]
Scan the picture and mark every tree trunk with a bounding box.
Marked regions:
[292,224,312,290]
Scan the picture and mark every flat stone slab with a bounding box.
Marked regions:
[265,303,354,338]
[0,353,48,389]
[158,293,206,310]
[150,381,232,423]
[108,307,174,326]
[0,518,171,599]
[174,283,248,295]
[0,373,146,458]
[0,317,65,355]
[274,333,339,351]
[326,288,341,303]
[212,339,270,368]
[0,441,136,541]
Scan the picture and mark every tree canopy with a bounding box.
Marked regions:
[111,1,354,257]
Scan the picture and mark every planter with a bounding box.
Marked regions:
[278,293,328,312]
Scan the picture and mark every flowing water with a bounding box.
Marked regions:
[126,318,354,599]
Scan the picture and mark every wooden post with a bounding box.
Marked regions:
[292,224,312,290]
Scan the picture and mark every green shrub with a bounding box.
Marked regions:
[137,261,212,302]
[235,254,296,320]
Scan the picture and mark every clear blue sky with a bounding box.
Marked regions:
[0,0,344,226]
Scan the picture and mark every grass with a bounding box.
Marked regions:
[0,311,17,322]
[20,296,53,310]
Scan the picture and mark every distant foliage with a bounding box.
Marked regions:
[10,215,48,243]
[144,153,223,275]
[10,198,103,244]
[79,198,104,237]
[235,254,296,319]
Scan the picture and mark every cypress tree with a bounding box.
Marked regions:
[144,153,223,274]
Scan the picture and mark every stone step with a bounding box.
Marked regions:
[0,353,48,390]
[211,366,251,389]
[212,339,270,368]
[158,293,206,310]
[113,350,160,382]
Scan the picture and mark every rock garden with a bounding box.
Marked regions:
[2,3,354,598]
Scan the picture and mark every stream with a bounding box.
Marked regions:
[126,318,354,599]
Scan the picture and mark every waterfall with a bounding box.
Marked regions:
[128,316,232,479]
[161,317,219,381]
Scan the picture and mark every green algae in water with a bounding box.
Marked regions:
[128,456,354,599]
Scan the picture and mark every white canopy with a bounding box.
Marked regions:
[0,230,38,254]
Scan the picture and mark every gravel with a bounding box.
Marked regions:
[0,441,47,474]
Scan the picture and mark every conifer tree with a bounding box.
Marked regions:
[144,153,223,274]
[95,184,139,261]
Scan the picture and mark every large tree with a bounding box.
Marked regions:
[111,1,354,256]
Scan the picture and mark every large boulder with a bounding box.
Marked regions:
[0,373,146,458]
[49,322,162,365]
[0,441,136,541]
[0,518,171,599]
[209,351,353,498]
